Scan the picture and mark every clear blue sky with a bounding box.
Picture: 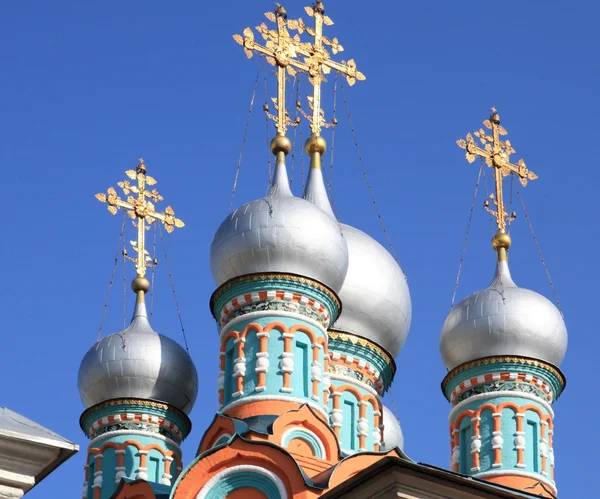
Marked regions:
[1,1,596,497]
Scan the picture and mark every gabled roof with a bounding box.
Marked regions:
[0,407,79,493]
[321,456,550,499]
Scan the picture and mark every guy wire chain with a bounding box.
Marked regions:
[389,390,402,424]
[327,73,338,214]
[97,211,126,341]
[289,76,300,188]
[340,80,402,268]
[229,62,260,213]
[264,60,272,193]
[299,76,305,188]
[150,223,157,319]
[158,224,190,352]
[482,166,496,237]
[123,230,127,332]
[451,161,484,308]
[515,186,564,317]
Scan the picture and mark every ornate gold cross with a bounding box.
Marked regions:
[234,4,303,135]
[294,1,365,135]
[95,159,184,277]
[457,108,538,232]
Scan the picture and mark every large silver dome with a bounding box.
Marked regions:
[333,225,411,358]
[440,260,568,371]
[78,301,198,414]
[210,161,348,292]
[381,404,404,451]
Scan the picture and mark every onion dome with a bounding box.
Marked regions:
[440,259,568,371]
[78,279,198,414]
[210,140,349,293]
[381,405,404,451]
[333,224,411,358]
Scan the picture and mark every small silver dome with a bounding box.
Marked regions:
[210,160,349,292]
[381,405,404,451]
[333,225,411,358]
[78,300,198,414]
[440,260,568,371]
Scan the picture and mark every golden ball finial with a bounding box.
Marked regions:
[270,134,292,156]
[490,108,501,124]
[131,276,151,294]
[305,134,327,156]
[492,231,512,251]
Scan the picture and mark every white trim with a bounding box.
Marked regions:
[88,430,181,453]
[328,373,381,398]
[220,395,328,419]
[220,310,328,339]
[449,391,554,422]
[281,427,327,459]
[195,464,288,499]
[474,470,556,493]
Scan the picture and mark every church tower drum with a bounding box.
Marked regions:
[440,110,567,497]
[78,160,198,499]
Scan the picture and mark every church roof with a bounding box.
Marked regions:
[0,407,78,493]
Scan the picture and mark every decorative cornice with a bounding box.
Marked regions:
[328,330,394,367]
[210,272,341,316]
[80,398,191,441]
[442,356,566,394]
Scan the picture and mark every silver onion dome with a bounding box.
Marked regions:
[440,259,568,371]
[381,404,404,451]
[210,158,349,292]
[78,299,198,414]
[333,224,411,358]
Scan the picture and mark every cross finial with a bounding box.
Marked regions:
[233,3,304,140]
[294,2,365,135]
[95,159,184,281]
[457,109,538,259]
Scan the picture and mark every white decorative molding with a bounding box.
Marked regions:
[233,357,246,378]
[331,409,343,428]
[195,464,288,499]
[280,352,294,373]
[281,427,326,459]
[255,352,270,373]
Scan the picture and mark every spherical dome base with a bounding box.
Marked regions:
[333,224,411,358]
[210,194,348,293]
[440,260,568,371]
[381,404,404,451]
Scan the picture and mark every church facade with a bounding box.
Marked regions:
[68,3,568,499]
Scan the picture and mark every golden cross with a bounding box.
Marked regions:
[293,1,365,135]
[234,4,303,135]
[95,158,184,278]
[457,108,538,232]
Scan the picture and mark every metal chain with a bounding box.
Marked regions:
[229,62,260,212]
[97,211,126,341]
[340,81,402,269]
[290,75,300,189]
[158,224,190,352]
[299,76,305,188]
[482,165,496,237]
[451,162,484,308]
[123,230,127,332]
[290,77,300,188]
[263,60,272,193]
[150,223,157,319]
[515,186,563,316]
[327,73,338,215]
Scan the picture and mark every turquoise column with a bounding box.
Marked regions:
[326,331,395,454]
[443,357,565,495]
[211,274,341,418]
[80,400,191,499]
